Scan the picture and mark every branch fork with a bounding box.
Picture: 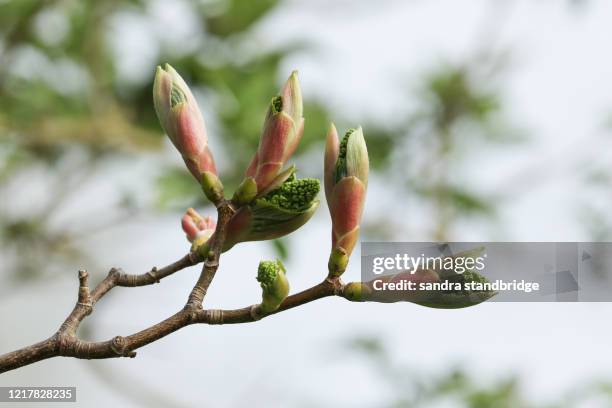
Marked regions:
[0,68,370,374]
[0,192,361,374]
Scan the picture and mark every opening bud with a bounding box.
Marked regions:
[257,259,290,314]
[232,177,258,206]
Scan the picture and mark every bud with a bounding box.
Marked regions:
[343,282,369,302]
[232,177,258,205]
[349,266,495,308]
[245,71,304,196]
[181,208,216,250]
[195,170,319,256]
[201,171,224,204]
[257,259,290,314]
[324,125,369,272]
[328,247,349,278]
[153,64,217,181]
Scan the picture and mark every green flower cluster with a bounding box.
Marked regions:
[260,176,320,211]
[256,259,289,314]
[257,260,280,287]
[334,128,355,182]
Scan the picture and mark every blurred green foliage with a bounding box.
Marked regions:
[0,0,526,279]
[0,0,333,278]
[375,60,523,241]
[346,335,612,408]
[427,67,499,127]
[0,0,330,192]
[1,2,610,405]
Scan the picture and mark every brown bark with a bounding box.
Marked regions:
[0,198,354,374]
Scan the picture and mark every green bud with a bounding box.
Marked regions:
[343,282,369,302]
[328,247,349,278]
[196,240,211,259]
[246,199,319,243]
[222,172,320,251]
[201,171,224,204]
[257,259,290,314]
[416,270,496,309]
[232,177,258,205]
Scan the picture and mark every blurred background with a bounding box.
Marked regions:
[2,0,612,406]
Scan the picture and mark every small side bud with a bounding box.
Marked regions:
[201,171,224,204]
[257,259,290,314]
[328,247,349,278]
[196,241,212,260]
[181,208,216,251]
[232,177,258,205]
[343,282,369,302]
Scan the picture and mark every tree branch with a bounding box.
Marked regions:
[186,201,235,308]
[0,198,359,374]
[200,278,345,324]
[0,250,201,373]
[0,268,353,373]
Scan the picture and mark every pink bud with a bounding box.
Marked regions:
[324,123,340,201]
[325,126,369,258]
[181,208,216,244]
[329,177,366,257]
[246,71,304,195]
[153,64,217,181]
